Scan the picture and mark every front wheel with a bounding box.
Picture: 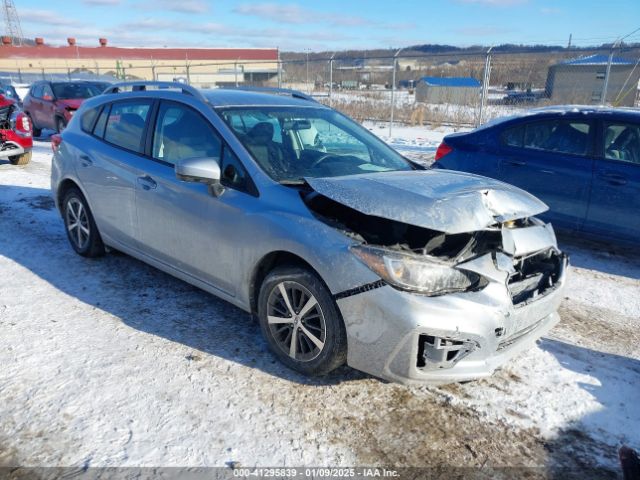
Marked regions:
[9,151,31,165]
[258,266,347,376]
[56,117,67,133]
[62,187,105,257]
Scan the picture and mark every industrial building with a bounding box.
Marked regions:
[0,37,279,88]
[415,76,481,104]
[545,54,640,107]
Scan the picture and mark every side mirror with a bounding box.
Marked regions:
[175,157,224,196]
[42,94,53,101]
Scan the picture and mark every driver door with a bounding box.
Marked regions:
[135,100,257,296]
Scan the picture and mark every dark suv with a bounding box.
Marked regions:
[23,81,107,135]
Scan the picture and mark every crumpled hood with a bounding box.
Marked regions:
[305,170,548,234]
[56,99,83,109]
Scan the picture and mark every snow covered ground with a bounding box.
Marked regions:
[1,136,639,474]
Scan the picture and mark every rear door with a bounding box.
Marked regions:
[74,99,153,248]
[39,83,56,130]
[498,118,595,230]
[27,84,45,126]
[584,120,640,242]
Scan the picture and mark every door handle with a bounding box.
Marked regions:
[505,160,526,166]
[79,155,93,167]
[539,169,555,175]
[137,175,157,190]
[599,173,627,186]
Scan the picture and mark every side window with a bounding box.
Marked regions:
[152,102,222,165]
[42,84,54,100]
[31,85,43,98]
[501,125,524,147]
[80,107,100,134]
[524,120,590,156]
[103,101,151,153]
[221,146,254,193]
[603,123,640,164]
[93,105,109,138]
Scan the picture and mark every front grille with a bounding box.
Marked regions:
[507,249,563,306]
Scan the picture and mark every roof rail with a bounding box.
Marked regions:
[103,81,208,103]
[227,86,318,103]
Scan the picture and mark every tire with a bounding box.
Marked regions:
[8,151,31,165]
[55,117,67,133]
[258,265,347,376]
[26,114,41,137]
[62,187,105,258]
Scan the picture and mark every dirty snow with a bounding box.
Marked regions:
[1,137,639,473]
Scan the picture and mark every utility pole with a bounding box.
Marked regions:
[306,49,310,94]
[277,47,282,88]
[389,47,404,138]
[567,33,572,49]
[2,0,23,46]
[329,52,336,107]
[602,26,640,105]
[478,46,493,127]
[601,43,617,106]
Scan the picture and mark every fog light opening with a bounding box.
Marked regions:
[417,334,477,370]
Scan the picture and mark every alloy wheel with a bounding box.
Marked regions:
[266,281,326,362]
[65,197,90,251]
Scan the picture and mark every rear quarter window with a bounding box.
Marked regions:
[80,107,100,134]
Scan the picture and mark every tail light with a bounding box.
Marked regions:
[15,112,32,136]
[51,134,62,153]
[434,142,453,161]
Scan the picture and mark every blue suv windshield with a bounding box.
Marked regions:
[218,106,413,183]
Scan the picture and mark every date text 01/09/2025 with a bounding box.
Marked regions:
[233,467,400,478]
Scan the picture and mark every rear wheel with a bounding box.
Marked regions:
[8,151,31,165]
[55,117,67,133]
[258,266,347,376]
[62,187,105,257]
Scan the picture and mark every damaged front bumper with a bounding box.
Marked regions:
[337,249,568,385]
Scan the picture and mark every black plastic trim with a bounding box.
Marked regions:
[333,280,386,300]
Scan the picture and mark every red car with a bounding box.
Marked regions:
[23,81,107,136]
[0,93,32,165]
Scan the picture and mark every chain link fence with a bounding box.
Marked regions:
[2,45,639,131]
[278,47,640,134]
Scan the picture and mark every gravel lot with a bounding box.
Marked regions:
[1,139,639,476]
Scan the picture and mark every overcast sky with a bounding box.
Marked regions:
[16,0,640,51]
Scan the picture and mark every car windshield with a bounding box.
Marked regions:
[52,83,103,100]
[217,106,413,183]
[1,85,19,99]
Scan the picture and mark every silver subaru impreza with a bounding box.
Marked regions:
[51,82,567,385]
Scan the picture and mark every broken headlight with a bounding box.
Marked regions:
[351,245,483,296]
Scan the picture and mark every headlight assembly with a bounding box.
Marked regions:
[350,245,484,296]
